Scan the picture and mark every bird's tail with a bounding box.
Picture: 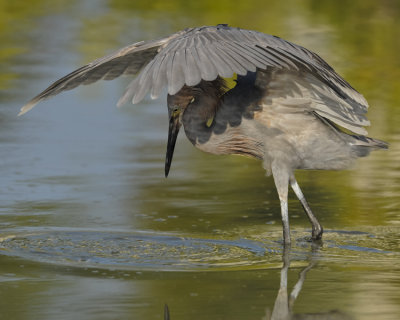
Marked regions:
[351,135,388,157]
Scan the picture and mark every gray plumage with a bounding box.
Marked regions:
[20,25,368,134]
[20,24,388,244]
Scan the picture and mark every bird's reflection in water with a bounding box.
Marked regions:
[164,245,353,320]
[164,304,170,320]
[263,245,352,320]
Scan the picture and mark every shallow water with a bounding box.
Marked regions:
[1,1,400,319]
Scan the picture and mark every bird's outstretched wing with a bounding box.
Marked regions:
[19,32,181,115]
[20,24,369,133]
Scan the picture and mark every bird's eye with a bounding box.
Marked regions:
[172,108,180,116]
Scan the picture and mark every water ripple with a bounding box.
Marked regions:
[0,228,397,271]
[0,229,283,271]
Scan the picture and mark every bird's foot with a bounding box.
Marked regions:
[311,226,323,241]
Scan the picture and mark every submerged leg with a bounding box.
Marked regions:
[272,163,291,245]
[289,177,323,240]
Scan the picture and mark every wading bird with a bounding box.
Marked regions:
[20,24,387,244]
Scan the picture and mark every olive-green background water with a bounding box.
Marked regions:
[0,1,399,319]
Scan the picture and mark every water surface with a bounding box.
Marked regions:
[0,1,399,319]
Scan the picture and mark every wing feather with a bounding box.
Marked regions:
[256,69,369,135]
[19,36,172,115]
[202,44,233,78]
[170,49,186,95]
[184,48,203,86]
[193,37,218,83]
[132,58,157,104]
[213,42,248,75]
[149,54,167,99]
[223,42,260,71]
[21,24,370,134]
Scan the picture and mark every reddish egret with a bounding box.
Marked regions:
[20,25,388,244]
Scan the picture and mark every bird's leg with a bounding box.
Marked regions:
[289,177,323,240]
[271,163,291,245]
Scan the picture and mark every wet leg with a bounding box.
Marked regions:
[272,163,291,245]
[290,176,323,240]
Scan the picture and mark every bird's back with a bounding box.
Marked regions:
[189,69,387,173]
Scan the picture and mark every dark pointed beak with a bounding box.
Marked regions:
[165,110,182,177]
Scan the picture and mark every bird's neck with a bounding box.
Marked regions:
[181,77,266,159]
[182,95,219,145]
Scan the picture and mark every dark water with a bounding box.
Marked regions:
[1,1,399,319]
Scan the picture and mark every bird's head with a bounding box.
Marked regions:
[165,87,195,177]
[165,78,227,177]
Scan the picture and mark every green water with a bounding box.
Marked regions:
[0,1,399,319]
